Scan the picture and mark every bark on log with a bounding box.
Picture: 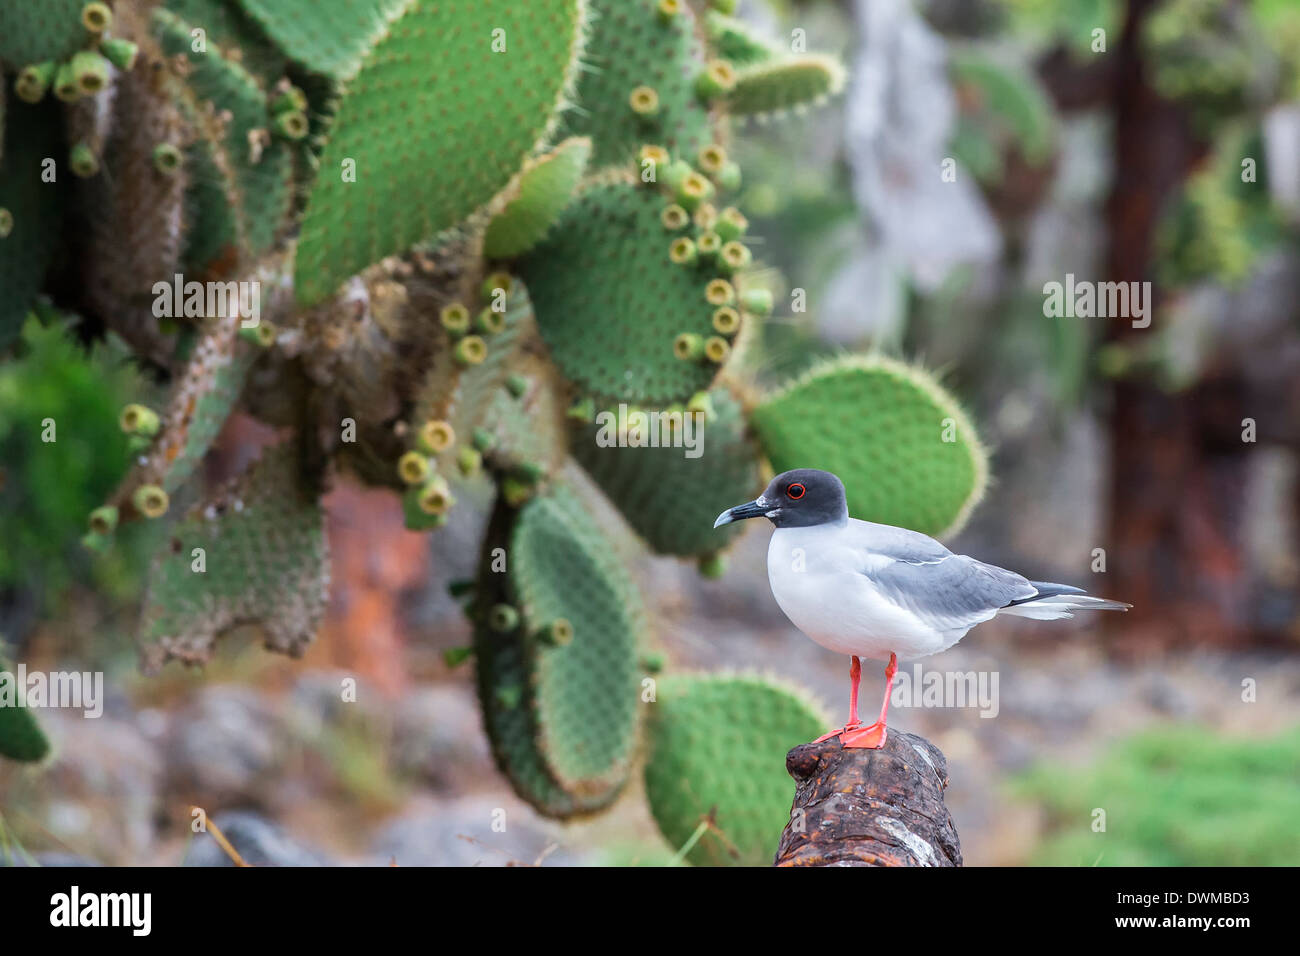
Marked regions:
[774,730,961,867]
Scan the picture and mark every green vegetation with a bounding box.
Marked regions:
[1016,725,1300,866]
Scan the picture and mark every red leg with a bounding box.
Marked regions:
[813,656,864,743]
[840,653,897,750]
[847,656,862,728]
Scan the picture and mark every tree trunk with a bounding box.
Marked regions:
[774,730,961,867]
[1101,0,1254,649]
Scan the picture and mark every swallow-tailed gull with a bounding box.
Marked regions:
[714,469,1130,749]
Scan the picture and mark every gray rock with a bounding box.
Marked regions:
[1264,104,1300,217]
[0,851,102,867]
[367,796,590,867]
[390,684,492,790]
[166,685,285,807]
[286,670,380,740]
[184,811,328,867]
[34,708,163,863]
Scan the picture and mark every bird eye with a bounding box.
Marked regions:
[787,483,805,499]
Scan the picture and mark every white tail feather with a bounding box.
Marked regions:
[998,594,1132,621]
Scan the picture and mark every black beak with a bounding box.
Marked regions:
[713,498,769,529]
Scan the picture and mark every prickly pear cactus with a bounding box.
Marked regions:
[569,385,764,557]
[752,355,988,537]
[471,479,646,814]
[138,441,329,670]
[0,653,52,763]
[0,98,65,350]
[2,1,989,838]
[483,137,592,259]
[644,673,828,866]
[293,0,586,305]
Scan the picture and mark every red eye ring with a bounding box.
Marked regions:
[787,483,805,500]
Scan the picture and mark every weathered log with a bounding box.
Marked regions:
[774,730,961,867]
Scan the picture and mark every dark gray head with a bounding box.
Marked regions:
[713,469,848,530]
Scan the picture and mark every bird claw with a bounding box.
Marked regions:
[813,720,863,744]
[839,721,887,750]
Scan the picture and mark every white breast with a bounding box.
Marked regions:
[765,526,951,662]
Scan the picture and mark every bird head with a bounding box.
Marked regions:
[713,469,848,529]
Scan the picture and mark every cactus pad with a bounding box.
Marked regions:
[179,131,241,277]
[570,386,764,556]
[0,100,65,350]
[751,355,988,537]
[233,0,406,78]
[0,702,50,762]
[483,137,592,259]
[472,487,639,817]
[518,178,734,405]
[121,322,260,505]
[466,349,571,481]
[421,279,571,482]
[557,0,713,167]
[949,50,1055,182]
[473,604,617,817]
[705,10,780,67]
[0,0,87,68]
[139,442,329,670]
[154,8,293,264]
[294,0,585,305]
[644,673,828,866]
[0,653,52,762]
[725,55,845,117]
[508,483,645,794]
[164,0,289,84]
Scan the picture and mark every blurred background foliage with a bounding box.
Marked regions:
[1016,726,1300,866]
[0,315,159,644]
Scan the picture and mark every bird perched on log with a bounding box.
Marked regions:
[714,469,1130,749]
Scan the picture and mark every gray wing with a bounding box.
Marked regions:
[851,521,1036,635]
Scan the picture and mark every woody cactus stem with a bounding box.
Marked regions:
[775,732,961,867]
